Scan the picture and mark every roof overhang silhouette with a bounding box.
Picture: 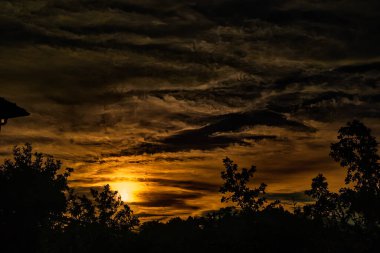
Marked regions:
[0,97,30,128]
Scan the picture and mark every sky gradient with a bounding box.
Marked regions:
[1,0,379,220]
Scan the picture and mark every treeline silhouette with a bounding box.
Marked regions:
[0,120,379,252]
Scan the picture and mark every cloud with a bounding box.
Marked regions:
[137,178,219,192]
[114,110,313,155]
[1,0,379,218]
[113,111,315,156]
[70,177,218,193]
[131,192,203,210]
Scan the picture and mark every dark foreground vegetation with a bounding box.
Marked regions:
[0,120,379,252]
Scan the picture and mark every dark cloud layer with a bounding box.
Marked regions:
[1,0,379,218]
[131,192,203,210]
[116,110,312,155]
[137,178,219,192]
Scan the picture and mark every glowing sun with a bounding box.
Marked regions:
[111,181,141,202]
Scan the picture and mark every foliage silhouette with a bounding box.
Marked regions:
[0,144,72,252]
[303,174,347,225]
[303,119,380,239]
[1,120,380,252]
[330,120,380,227]
[219,157,267,212]
[68,184,139,230]
[62,185,139,253]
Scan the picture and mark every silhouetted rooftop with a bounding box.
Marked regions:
[0,97,30,119]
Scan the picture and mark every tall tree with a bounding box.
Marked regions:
[220,157,266,213]
[330,120,380,226]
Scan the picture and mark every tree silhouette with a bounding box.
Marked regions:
[219,157,266,213]
[304,174,343,224]
[0,144,72,251]
[330,120,380,227]
[1,123,379,252]
[68,184,139,231]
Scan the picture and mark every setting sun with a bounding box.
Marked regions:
[0,0,379,251]
[110,181,142,202]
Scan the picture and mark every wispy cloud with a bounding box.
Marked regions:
[0,0,379,218]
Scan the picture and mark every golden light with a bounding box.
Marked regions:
[111,181,142,202]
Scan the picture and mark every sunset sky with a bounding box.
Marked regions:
[0,0,379,220]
